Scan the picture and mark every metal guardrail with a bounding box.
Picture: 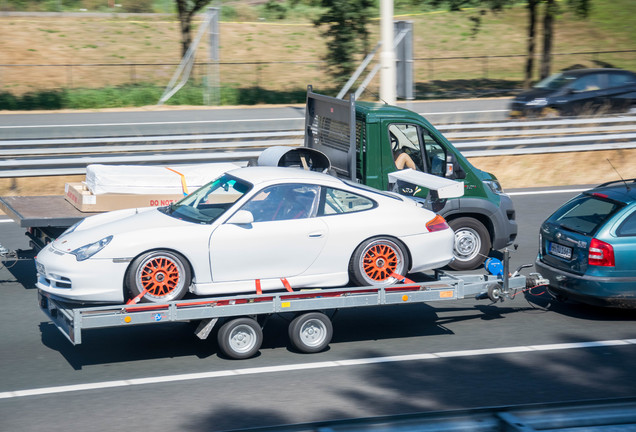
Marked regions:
[1,116,635,178]
[225,397,636,431]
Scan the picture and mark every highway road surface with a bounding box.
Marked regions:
[1,187,635,432]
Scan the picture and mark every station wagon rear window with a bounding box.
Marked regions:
[550,194,624,236]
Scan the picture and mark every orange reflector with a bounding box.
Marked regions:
[440,290,454,298]
[402,295,409,302]
[281,301,291,308]
[124,316,132,323]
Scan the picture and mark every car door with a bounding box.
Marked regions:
[611,205,636,278]
[208,183,329,282]
[388,123,459,214]
[605,71,636,112]
[566,73,605,114]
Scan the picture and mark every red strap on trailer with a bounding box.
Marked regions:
[255,279,262,295]
[126,288,150,305]
[390,272,415,284]
[281,278,294,292]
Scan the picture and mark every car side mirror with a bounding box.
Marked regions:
[227,210,254,225]
[445,155,466,180]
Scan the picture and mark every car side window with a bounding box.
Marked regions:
[571,74,603,92]
[241,184,319,222]
[608,72,635,88]
[422,130,447,177]
[617,210,636,237]
[320,188,375,215]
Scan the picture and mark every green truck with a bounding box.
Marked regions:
[301,86,517,270]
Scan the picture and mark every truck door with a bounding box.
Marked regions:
[388,123,458,208]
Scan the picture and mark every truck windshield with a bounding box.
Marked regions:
[163,174,252,224]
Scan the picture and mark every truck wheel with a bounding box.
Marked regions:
[288,312,333,353]
[127,250,191,303]
[447,218,491,271]
[349,237,409,286]
[217,317,263,360]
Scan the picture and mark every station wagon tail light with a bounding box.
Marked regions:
[426,215,449,232]
[588,238,614,267]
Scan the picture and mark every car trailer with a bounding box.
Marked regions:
[38,250,548,360]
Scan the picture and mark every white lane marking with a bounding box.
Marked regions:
[0,219,16,223]
[2,338,635,400]
[507,188,589,196]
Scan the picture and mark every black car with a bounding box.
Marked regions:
[509,68,636,118]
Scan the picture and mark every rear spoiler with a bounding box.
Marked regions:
[388,169,464,199]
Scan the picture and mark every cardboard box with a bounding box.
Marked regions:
[65,183,184,213]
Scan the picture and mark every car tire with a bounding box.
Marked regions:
[349,237,409,286]
[126,250,191,303]
[217,317,263,360]
[288,312,333,354]
[447,218,491,271]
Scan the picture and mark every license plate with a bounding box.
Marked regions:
[549,242,572,260]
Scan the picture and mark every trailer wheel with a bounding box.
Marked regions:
[217,317,263,359]
[127,250,191,303]
[349,237,409,286]
[288,312,333,354]
[447,218,491,271]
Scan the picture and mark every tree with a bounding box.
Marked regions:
[540,0,590,80]
[176,0,213,58]
[313,0,373,85]
[524,0,539,88]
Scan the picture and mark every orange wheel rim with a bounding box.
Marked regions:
[362,244,398,281]
[140,257,180,297]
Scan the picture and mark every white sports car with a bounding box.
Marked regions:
[36,166,455,304]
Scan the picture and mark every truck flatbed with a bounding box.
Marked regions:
[0,195,97,228]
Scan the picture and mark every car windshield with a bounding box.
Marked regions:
[534,72,576,90]
[162,173,252,224]
[549,194,624,236]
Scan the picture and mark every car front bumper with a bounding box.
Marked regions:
[36,245,129,304]
[535,259,636,308]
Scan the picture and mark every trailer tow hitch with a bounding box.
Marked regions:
[475,248,549,303]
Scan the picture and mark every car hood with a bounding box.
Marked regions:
[51,207,183,253]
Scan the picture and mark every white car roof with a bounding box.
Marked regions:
[227,166,347,187]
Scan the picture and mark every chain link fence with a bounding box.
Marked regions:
[1,50,635,98]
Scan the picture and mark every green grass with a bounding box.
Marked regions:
[1,0,635,110]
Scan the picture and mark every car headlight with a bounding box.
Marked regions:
[483,179,504,195]
[526,97,548,107]
[71,236,112,261]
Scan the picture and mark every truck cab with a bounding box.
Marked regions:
[304,86,517,270]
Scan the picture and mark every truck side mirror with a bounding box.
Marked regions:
[445,155,466,180]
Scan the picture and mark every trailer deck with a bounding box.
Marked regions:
[38,265,547,359]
